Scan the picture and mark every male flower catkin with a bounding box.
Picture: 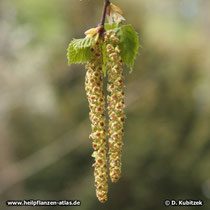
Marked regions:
[67,2,140,202]
[105,30,125,183]
[85,35,108,203]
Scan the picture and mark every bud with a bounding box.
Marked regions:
[107,3,126,24]
[84,26,103,42]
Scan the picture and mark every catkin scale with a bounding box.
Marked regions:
[85,37,108,203]
[105,30,125,183]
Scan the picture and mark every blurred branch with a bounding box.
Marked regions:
[0,120,89,195]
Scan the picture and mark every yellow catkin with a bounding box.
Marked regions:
[85,37,108,203]
[105,30,125,183]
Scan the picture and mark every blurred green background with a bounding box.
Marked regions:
[0,0,210,209]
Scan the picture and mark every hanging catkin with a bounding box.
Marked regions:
[105,30,125,183]
[67,1,140,202]
[85,37,108,203]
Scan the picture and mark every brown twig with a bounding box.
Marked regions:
[98,0,110,34]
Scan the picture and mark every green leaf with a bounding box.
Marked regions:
[117,25,140,71]
[105,24,140,72]
[67,36,93,66]
[104,23,119,30]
